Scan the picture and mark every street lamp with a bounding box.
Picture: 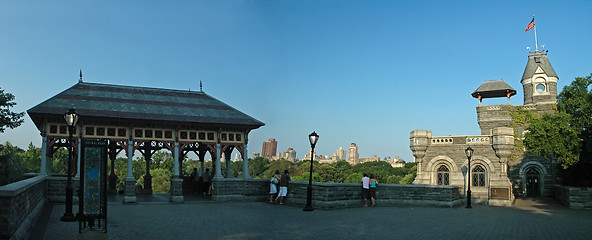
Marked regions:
[465,146,474,209]
[61,108,78,222]
[303,131,319,212]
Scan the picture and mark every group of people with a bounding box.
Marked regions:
[190,168,213,195]
[361,173,378,207]
[269,170,291,205]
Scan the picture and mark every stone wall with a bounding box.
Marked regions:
[46,176,80,203]
[212,178,463,209]
[554,185,592,209]
[0,175,48,240]
[286,181,463,209]
[212,178,269,202]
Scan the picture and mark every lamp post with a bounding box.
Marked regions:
[303,131,319,212]
[465,146,473,209]
[61,108,79,222]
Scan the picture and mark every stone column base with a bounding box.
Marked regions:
[169,178,184,203]
[124,177,136,204]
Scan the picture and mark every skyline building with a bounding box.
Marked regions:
[284,147,297,162]
[261,138,278,159]
[347,143,359,165]
[333,147,346,161]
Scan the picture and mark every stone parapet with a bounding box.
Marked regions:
[169,178,184,203]
[286,181,463,209]
[0,175,48,240]
[212,178,462,209]
[46,176,80,203]
[212,178,268,202]
[554,185,592,209]
[123,177,136,204]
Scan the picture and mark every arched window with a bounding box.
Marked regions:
[437,165,449,185]
[472,165,486,187]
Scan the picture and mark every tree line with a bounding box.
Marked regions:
[2,73,591,187]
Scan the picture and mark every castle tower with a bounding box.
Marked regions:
[521,51,558,105]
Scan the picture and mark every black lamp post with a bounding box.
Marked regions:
[465,146,473,209]
[61,108,78,222]
[303,131,319,212]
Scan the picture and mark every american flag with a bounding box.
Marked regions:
[525,18,535,32]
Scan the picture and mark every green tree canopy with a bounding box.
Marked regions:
[524,112,581,168]
[0,87,24,133]
[0,142,24,185]
[524,74,592,169]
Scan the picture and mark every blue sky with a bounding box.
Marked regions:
[1,0,591,162]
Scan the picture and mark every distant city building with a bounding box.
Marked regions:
[234,153,241,162]
[261,138,278,159]
[359,155,380,164]
[284,148,297,162]
[386,156,405,168]
[270,152,282,161]
[252,152,261,159]
[332,147,346,161]
[303,150,321,161]
[347,143,359,165]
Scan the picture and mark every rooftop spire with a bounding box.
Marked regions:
[79,69,83,83]
[200,80,203,92]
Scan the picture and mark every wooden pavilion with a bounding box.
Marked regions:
[27,77,264,203]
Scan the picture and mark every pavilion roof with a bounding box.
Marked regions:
[27,82,264,130]
[471,79,517,99]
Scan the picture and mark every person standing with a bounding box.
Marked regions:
[369,174,378,207]
[275,170,291,205]
[190,168,200,193]
[361,174,370,207]
[203,168,212,195]
[269,170,281,203]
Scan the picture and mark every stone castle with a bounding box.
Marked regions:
[410,50,559,206]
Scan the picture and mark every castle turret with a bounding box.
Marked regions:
[521,51,558,105]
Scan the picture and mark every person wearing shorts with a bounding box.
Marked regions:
[361,174,370,207]
[269,170,280,203]
[275,170,291,205]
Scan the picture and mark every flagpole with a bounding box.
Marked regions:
[533,12,538,51]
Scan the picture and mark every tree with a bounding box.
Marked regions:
[524,112,581,168]
[19,142,41,173]
[292,172,325,182]
[524,74,592,168]
[149,168,171,193]
[248,157,270,178]
[387,175,403,184]
[344,172,363,183]
[0,87,24,133]
[0,142,24,185]
[50,147,68,175]
[399,172,416,184]
[523,74,592,186]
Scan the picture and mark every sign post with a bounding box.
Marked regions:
[78,139,108,236]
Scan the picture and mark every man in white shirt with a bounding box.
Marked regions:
[361,174,370,207]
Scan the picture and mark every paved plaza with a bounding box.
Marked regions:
[30,195,592,240]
